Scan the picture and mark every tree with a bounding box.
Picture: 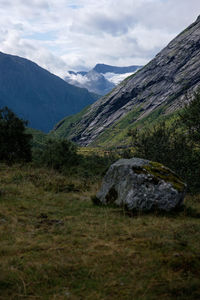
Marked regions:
[0,107,32,163]
[128,122,173,164]
[129,119,200,192]
[179,90,200,146]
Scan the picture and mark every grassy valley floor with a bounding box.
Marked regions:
[0,163,200,299]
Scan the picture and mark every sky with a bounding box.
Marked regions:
[0,0,200,78]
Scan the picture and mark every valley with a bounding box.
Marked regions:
[0,8,200,300]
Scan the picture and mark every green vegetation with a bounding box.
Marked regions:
[26,128,48,149]
[92,105,143,147]
[50,105,90,140]
[144,162,186,192]
[132,161,186,192]
[30,139,116,182]
[33,138,79,171]
[0,107,32,163]
[0,164,200,299]
[91,104,179,148]
[179,91,200,144]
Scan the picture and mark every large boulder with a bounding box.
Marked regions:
[96,158,187,212]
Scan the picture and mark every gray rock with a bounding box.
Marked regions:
[96,158,187,212]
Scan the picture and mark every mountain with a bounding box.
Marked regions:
[53,15,200,146]
[93,63,142,74]
[65,64,141,95]
[0,52,98,132]
[65,69,115,95]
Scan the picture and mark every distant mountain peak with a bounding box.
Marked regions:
[93,63,142,74]
[65,63,142,95]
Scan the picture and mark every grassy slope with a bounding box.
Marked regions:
[50,105,90,140]
[92,104,180,148]
[0,164,200,299]
[52,99,181,148]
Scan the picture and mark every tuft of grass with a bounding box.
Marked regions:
[0,163,200,299]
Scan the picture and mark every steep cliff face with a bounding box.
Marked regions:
[54,16,200,145]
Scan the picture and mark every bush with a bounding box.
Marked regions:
[77,153,116,179]
[128,122,173,164]
[33,140,117,181]
[33,138,79,171]
[0,107,32,163]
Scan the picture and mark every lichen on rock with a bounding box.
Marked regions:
[96,157,187,212]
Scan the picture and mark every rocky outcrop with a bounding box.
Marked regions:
[96,158,186,212]
[54,15,200,145]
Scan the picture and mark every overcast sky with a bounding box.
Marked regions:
[0,0,199,77]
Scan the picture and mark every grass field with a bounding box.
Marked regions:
[0,163,200,299]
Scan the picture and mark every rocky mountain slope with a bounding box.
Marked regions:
[0,52,98,132]
[54,15,200,146]
[65,64,141,95]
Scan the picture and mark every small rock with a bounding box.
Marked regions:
[0,218,7,224]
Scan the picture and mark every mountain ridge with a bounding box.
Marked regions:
[93,63,142,74]
[0,52,98,132]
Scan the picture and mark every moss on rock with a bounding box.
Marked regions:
[143,161,186,192]
[131,161,186,192]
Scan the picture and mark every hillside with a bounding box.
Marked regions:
[0,52,98,132]
[54,15,200,146]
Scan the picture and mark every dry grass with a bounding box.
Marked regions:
[0,163,200,299]
[77,146,135,157]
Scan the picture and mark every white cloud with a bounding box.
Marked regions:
[104,72,136,85]
[0,0,199,77]
[66,72,90,85]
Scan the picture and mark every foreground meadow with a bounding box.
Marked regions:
[0,163,200,300]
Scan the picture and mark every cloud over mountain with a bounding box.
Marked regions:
[0,0,200,77]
